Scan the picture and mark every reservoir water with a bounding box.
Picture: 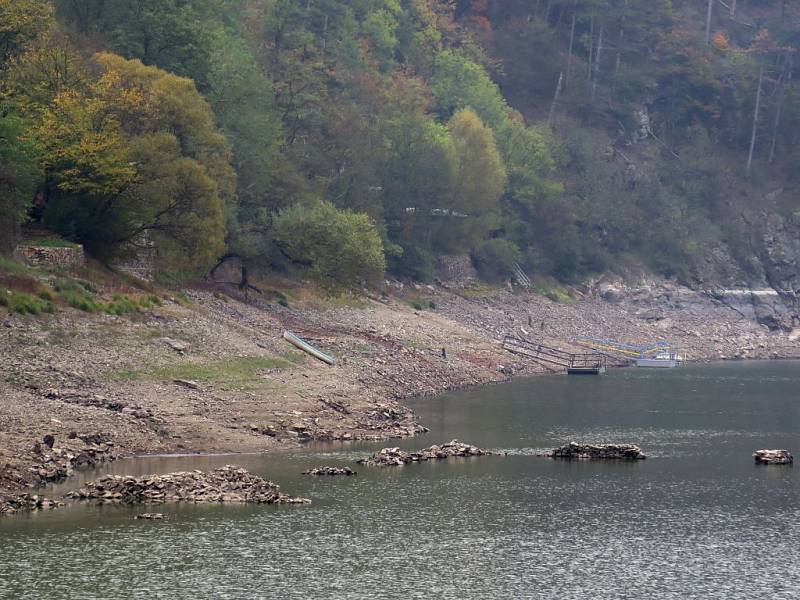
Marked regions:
[1,361,799,599]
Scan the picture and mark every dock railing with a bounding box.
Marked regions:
[502,335,606,373]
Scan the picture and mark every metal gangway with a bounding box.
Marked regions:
[502,335,606,374]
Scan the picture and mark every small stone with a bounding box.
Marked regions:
[173,379,200,390]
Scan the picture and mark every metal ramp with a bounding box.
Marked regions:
[502,336,606,374]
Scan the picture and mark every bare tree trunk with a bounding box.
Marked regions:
[769,57,792,163]
[566,12,576,89]
[587,13,595,83]
[614,8,626,87]
[548,71,564,126]
[746,59,765,177]
[591,23,604,102]
[730,0,737,18]
[705,0,714,45]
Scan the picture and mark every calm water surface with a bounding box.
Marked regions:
[1,361,799,599]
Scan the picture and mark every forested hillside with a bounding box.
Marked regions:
[2,0,799,289]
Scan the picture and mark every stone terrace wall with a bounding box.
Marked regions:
[14,245,86,270]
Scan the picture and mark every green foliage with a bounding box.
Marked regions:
[31,53,231,278]
[429,51,509,132]
[52,278,160,314]
[1,288,55,314]
[5,0,794,291]
[0,114,40,250]
[117,355,292,391]
[435,109,506,253]
[472,239,522,283]
[0,0,53,63]
[273,201,386,292]
[54,0,218,88]
[31,238,79,248]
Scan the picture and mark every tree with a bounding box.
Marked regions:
[55,0,218,89]
[272,200,386,292]
[429,50,509,132]
[435,109,506,252]
[31,53,233,278]
[205,29,282,260]
[0,115,40,250]
[0,0,52,64]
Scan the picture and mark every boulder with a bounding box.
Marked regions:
[753,449,793,465]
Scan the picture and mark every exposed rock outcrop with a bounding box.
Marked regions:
[546,442,646,460]
[65,465,310,505]
[753,449,793,465]
[302,466,357,476]
[357,440,490,467]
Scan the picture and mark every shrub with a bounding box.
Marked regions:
[273,201,386,293]
[472,239,522,282]
[54,279,101,312]
[103,294,135,315]
[2,289,55,314]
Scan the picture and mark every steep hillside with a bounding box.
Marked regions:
[2,0,797,297]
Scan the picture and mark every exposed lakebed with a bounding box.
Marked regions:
[1,361,798,599]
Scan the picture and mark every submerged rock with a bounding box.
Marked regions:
[0,494,63,515]
[65,465,310,505]
[546,442,646,460]
[753,449,793,465]
[303,466,357,476]
[357,439,490,467]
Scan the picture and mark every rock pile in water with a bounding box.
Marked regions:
[0,494,62,515]
[135,513,166,520]
[753,449,793,465]
[65,465,310,505]
[29,433,117,484]
[302,466,357,476]
[357,439,490,467]
[546,442,646,460]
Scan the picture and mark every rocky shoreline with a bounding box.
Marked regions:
[4,274,800,516]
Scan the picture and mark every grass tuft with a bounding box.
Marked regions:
[1,289,56,314]
[114,355,292,390]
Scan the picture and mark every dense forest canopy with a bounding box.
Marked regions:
[2,0,799,289]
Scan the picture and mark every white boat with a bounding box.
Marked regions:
[635,351,679,368]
